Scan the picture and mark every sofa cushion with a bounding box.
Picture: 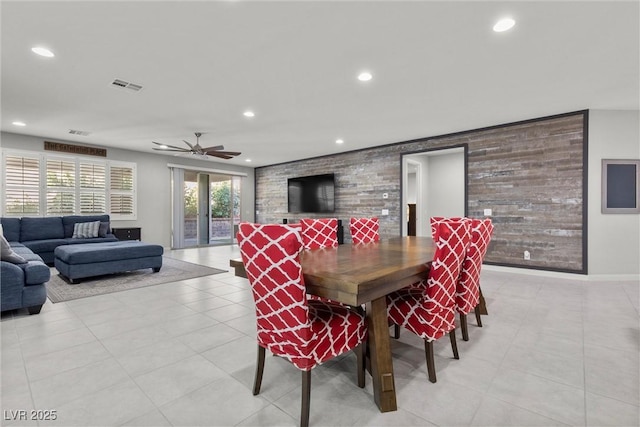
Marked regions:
[21,217,64,241]
[62,215,110,238]
[22,239,69,254]
[65,236,119,245]
[0,218,21,242]
[72,221,100,238]
[98,221,110,238]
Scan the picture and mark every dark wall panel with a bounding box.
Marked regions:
[256,111,586,273]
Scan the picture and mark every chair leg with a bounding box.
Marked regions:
[450,329,459,360]
[253,345,266,395]
[478,286,488,315]
[460,313,469,341]
[355,343,365,388]
[424,340,437,383]
[393,324,400,339]
[301,370,311,427]
[474,304,483,327]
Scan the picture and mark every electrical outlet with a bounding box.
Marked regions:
[381,209,389,216]
[484,208,492,216]
[524,250,531,260]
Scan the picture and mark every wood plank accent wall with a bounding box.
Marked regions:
[256,111,586,273]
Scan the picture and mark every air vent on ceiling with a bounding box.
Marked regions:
[68,129,91,136]
[111,79,143,92]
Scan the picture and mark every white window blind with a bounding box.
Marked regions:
[79,162,106,214]
[4,155,41,215]
[46,158,76,214]
[109,165,135,216]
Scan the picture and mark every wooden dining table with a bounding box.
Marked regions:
[231,236,437,413]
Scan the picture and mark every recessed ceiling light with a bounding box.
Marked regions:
[493,18,516,32]
[336,139,344,144]
[245,159,252,162]
[12,121,26,127]
[243,111,255,118]
[159,144,168,149]
[31,46,55,57]
[357,72,373,82]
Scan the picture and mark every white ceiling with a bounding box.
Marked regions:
[2,1,638,168]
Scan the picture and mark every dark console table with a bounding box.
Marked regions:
[112,227,141,241]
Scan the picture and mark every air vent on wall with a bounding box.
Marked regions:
[111,79,143,92]
[68,129,91,136]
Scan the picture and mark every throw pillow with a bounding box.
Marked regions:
[0,233,27,264]
[72,221,101,239]
[98,221,110,238]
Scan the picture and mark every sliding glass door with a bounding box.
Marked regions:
[209,174,241,244]
[172,168,242,248]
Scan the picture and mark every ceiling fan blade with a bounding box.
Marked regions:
[152,148,190,152]
[201,145,224,152]
[152,141,191,151]
[182,140,195,150]
[206,150,241,157]
[208,153,235,160]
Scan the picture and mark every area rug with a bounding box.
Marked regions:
[46,257,227,303]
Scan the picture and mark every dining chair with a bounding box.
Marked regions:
[300,218,339,250]
[237,222,367,427]
[387,220,471,383]
[392,216,467,339]
[430,216,465,237]
[349,217,380,244]
[456,218,494,340]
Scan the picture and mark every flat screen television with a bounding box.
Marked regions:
[287,173,335,213]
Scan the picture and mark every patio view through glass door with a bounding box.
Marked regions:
[181,171,241,247]
[209,174,241,245]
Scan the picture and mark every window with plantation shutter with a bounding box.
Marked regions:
[109,164,135,218]
[4,155,41,215]
[79,162,106,214]
[46,158,76,214]
[2,150,136,219]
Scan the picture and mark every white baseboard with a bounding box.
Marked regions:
[584,274,640,282]
[482,264,640,282]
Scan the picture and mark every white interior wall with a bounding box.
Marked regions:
[0,132,255,248]
[425,151,465,222]
[588,110,640,277]
[407,172,416,204]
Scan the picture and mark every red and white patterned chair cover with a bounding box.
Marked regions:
[350,217,380,244]
[457,218,494,339]
[430,216,465,238]
[237,222,366,427]
[300,218,338,250]
[405,216,468,292]
[387,220,471,383]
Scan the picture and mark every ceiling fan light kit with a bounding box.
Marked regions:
[152,132,241,160]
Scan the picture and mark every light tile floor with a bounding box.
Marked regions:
[1,245,638,426]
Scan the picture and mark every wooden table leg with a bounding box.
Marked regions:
[366,296,397,412]
[229,259,247,279]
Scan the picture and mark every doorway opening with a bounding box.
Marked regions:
[401,145,468,236]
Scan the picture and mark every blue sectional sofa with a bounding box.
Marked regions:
[1,215,119,314]
[0,215,118,264]
[1,244,50,314]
